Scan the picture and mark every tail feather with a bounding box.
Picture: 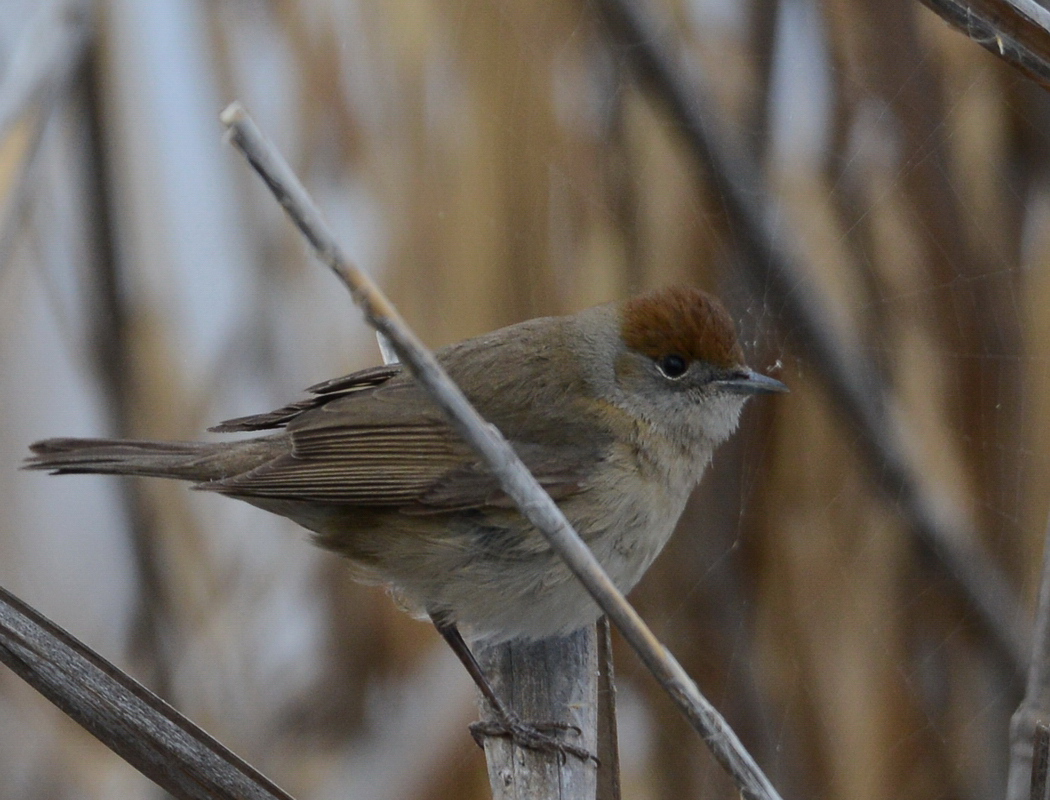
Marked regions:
[25,437,236,482]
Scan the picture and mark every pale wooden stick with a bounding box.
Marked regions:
[221,100,783,800]
[477,630,599,799]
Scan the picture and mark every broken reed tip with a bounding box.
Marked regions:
[219,100,246,127]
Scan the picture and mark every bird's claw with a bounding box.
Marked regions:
[469,716,598,765]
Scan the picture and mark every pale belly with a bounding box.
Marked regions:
[301,438,713,644]
[366,477,694,644]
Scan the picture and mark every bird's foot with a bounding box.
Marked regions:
[469,715,598,765]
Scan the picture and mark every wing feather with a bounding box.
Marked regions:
[206,419,597,509]
[202,318,609,509]
[210,364,403,432]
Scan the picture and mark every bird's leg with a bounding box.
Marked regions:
[429,612,597,764]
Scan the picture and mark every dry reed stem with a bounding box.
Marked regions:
[1008,505,1050,799]
[0,586,295,800]
[914,0,1050,89]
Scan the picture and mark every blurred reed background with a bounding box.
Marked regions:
[0,0,1046,798]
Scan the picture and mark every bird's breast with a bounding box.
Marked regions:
[566,434,712,596]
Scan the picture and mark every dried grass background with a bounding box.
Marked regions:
[0,0,1046,798]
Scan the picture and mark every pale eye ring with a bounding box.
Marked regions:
[656,353,688,379]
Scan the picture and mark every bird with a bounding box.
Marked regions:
[25,284,786,760]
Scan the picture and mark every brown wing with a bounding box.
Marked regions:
[209,364,403,433]
[203,382,601,510]
[206,422,469,504]
[203,316,609,509]
[411,441,594,512]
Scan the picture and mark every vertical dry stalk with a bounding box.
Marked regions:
[477,629,599,799]
[595,616,621,800]
[1007,506,1050,799]
[1031,722,1050,800]
[76,36,175,698]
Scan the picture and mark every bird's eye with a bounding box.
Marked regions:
[656,354,688,379]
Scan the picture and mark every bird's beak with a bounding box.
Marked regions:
[715,368,789,395]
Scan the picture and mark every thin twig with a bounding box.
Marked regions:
[914,0,1050,91]
[591,0,1029,685]
[221,101,784,800]
[0,585,295,800]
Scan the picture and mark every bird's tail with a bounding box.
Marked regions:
[24,437,248,483]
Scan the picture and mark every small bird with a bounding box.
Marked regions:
[26,285,785,759]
